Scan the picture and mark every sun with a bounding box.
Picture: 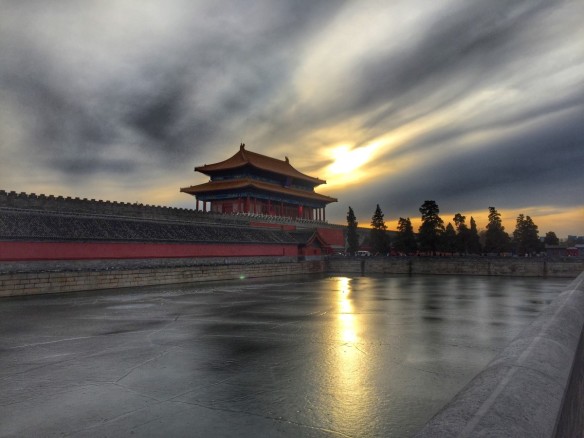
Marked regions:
[328,143,378,175]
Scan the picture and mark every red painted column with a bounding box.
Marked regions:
[323,207,326,222]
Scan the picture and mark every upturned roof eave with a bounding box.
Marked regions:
[179,179,337,204]
[196,162,326,186]
[194,147,326,185]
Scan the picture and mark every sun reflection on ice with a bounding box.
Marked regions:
[328,277,372,432]
[338,278,357,344]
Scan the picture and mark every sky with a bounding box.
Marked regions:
[1,0,583,237]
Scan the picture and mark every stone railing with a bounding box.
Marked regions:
[414,271,584,437]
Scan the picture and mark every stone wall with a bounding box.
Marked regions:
[2,257,582,299]
[0,189,240,225]
[0,189,342,230]
[327,257,584,278]
[0,258,326,298]
[0,207,296,244]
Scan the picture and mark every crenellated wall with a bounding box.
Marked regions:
[0,189,346,229]
[0,189,243,224]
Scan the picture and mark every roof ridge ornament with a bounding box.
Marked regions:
[285,156,289,163]
[240,143,245,150]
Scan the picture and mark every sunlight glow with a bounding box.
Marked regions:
[328,143,380,175]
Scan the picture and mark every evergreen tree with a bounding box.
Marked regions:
[468,216,482,254]
[394,217,417,254]
[418,200,444,255]
[513,214,541,255]
[523,216,541,254]
[441,223,457,254]
[484,207,510,255]
[544,231,559,246]
[513,214,526,255]
[370,204,389,255]
[346,207,359,256]
[453,213,469,255]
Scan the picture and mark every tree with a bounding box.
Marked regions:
[370,204,390,255]
[346,207,359,256]
[394,217,417,254]
[441,223,457,255]
[544,231,559,246]
[484,207,510,255]
[468,216,482,254]
[453,213,469,255]
[418,200,444,255]
[513,214,541,255]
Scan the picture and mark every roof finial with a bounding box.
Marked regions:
[285,156,289,163]
[240,142,245,150]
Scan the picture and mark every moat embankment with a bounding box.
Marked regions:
[328,257,584,278]
[1,257,582,298]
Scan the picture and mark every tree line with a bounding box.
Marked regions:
[346,201,560,256]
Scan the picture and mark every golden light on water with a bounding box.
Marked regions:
[338,277,357,344]
[326,277,372,431]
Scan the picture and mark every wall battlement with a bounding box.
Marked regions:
[0,189,345,230]
[0,189,239,224]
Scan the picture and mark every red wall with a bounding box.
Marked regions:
[0,241,299,261]
[316,228,345,247]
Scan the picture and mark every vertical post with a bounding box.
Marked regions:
[323,207,326,222]
[203,201,207,213]
[195,199,199,211]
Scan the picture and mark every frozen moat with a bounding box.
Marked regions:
[0,274,568,437]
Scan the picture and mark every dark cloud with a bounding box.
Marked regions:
[0,0,582,234]
[335,107,584,222]
[0,0,347,180]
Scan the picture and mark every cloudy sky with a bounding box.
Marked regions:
[1,0,583,237]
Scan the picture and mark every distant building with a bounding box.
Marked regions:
[545,245,568,258]
[180,144,337,221]
[567,247,579,257]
